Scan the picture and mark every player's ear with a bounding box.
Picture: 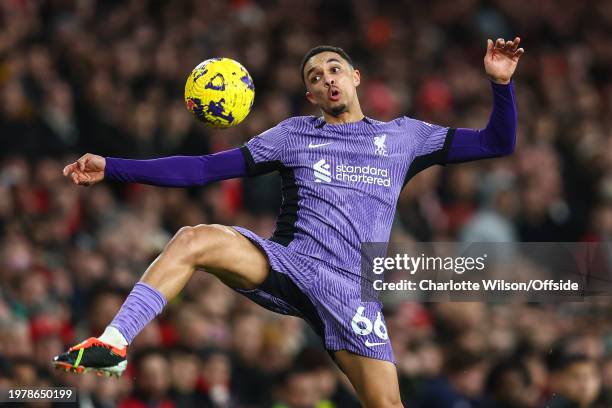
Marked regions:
[353,69,361,87]
[305,91,317,105]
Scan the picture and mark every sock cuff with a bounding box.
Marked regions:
[134,281,167,312]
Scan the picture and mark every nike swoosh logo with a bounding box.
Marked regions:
[308,142,334,148]
[364,340,387,347]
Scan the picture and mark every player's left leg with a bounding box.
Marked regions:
[52,224,270,376]
[334,350,403,408]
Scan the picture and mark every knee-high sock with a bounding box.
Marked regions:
[108,282,167,345]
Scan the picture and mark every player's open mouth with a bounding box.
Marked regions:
[328,87,341,102]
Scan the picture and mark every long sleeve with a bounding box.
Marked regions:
[446,81,517,163]
[104,148,247,187]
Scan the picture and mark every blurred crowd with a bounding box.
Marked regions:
[0,0,611,407]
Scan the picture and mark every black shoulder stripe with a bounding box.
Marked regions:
[239,145,299,246]
[240,145,281,176]
[441,127,456,162]
[270,165,299,246]
[403,127,456,187]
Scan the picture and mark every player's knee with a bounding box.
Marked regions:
[167,224,228,265]
[169,226,195,247]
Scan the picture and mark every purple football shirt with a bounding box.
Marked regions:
[241,115,452,275]
[104,82,515,278]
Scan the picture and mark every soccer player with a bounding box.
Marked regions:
[54,38,523,407]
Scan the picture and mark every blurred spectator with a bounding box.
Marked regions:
[294,347,361,407]
[271,366,331,408]
[544,348,601,408]
[168,346,204,408]
[119,348,176,408]
[417,347,488,408]
[200,349,233,407]
[483,357,537,408]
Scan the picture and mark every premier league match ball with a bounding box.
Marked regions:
[184,58,255,128]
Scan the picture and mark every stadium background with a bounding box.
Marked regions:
[0,0,611,407]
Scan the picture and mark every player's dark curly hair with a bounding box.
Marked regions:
[300,45,354,85]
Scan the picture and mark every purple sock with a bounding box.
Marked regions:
[109,282,167,344]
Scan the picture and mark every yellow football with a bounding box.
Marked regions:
[184,58,255,128]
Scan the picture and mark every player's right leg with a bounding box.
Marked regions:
[334,350,403,408]
[139,224,270,297]
[52,224,269,376]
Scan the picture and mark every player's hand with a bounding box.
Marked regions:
[484,37,524,85]
[63,153,106,186]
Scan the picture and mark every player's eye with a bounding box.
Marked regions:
[311,75,321,83]
[331,67,341,73]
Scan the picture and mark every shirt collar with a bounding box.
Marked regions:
[314,116,373,128]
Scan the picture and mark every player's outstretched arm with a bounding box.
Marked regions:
[63,149,248,187]
[63,153,106,186]
[445,37,524,163]
[484,37,524,85]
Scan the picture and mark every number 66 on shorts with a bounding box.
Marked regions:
[351,306,388,340]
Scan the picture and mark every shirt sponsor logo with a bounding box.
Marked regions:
[312,158,391,187]
[313,159,332,182]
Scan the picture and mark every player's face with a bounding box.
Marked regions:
[303,51,360,116]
